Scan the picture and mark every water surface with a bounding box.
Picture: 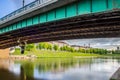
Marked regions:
[0,57,120,80]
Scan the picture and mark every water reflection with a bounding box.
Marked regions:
[0,59,20,80]
[0,58,120,80]
[20,62,34,80]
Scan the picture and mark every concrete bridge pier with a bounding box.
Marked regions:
[0,48,10,59]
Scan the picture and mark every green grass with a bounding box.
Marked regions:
[12,48,28,55]
[13,48,120,58]
[12,49,101,58]
[101,54,120,58]
[102,54,120,56]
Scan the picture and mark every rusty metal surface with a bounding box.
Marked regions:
[0,10,120,48]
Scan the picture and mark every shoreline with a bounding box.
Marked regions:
[8,55,99,60]
[9,54,120,60]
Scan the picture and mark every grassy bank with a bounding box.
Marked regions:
[101,54,120,57]
[12,49,101,58]
[12,49,120,58]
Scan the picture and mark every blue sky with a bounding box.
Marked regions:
[0,0,120,49]
[0,0,34,18]
[0,0,16,18]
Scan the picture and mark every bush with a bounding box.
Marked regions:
[53,45,59,51]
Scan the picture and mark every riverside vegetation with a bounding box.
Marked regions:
[12,42,120,58]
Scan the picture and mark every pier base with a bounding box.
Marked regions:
[0,48,10,59]
[110,67,120,80]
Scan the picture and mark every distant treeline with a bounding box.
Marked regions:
[24,42,112,54]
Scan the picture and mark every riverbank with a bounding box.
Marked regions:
[12,49,101,58]
[11,49,120,58]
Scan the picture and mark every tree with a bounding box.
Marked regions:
[47,43,53,50]
[53,45,59,51]
[26,44,34,51]
[38,43,43,50]
[70,47,75,52]
[38,42,49,50]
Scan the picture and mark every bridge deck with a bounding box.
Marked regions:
[0,0,77,28]
[1,0,120,35]
[0,10,120,48]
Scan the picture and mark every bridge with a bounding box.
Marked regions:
[0,0,120,50]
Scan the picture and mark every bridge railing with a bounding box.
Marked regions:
[0,0,58,25]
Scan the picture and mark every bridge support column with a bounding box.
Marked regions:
[0,48,10,59]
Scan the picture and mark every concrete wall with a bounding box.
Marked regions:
[0,48,9,58]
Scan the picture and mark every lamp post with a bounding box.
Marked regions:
[23,0,25,7]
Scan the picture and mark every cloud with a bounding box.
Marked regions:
[65,38,120,50]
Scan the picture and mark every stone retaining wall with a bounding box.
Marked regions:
[0,48,9,58]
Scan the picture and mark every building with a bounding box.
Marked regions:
[49,41,92,50]
[49,41,69,47]
[70,45,91,50]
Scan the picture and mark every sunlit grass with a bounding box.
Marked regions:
[12,48,101,58]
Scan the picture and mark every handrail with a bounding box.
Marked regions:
[0,0,58,25]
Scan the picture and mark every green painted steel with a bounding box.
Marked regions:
[1,28,3,33]
[92,0,107,12]
[0,28,2,33]
[33,16,39,24]
[1,28,4,33]
[113,0,120,8]
[13,24,17,30]
[40,13,47,23]
[47,10,56,21]
[78,0,91,15]
[16,22,21,29]
[27,18,33,26]
[1,0,120,34]
[5,27,8,32]
[9,25,13,31]
[0,29,1,33]
[108,0,113,10]
[22,20,27,28]
[56,7,66,19]
[66,3,77,17]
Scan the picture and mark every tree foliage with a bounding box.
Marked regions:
[26,44,34,51]
[53,45,59,51]
[36,42,109,54]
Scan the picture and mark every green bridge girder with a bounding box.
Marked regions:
[0,0,120,34]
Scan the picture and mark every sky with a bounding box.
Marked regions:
[0,0,34,18]
[0,0,120,50]
[65,38,120,50]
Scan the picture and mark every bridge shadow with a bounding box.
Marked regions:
[0,59,47,80]
[0,67,47,80]
[0,68,20,80]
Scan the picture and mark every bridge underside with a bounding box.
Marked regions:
[0,10,120,49]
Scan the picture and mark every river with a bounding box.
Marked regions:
[0,57,120,80]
